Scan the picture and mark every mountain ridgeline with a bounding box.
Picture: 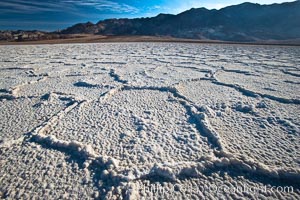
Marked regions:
[61,1,300,42]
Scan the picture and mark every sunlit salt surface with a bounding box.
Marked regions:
[0,43,299,199]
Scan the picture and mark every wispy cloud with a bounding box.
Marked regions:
[0,0,139,14]
[0,0,75,13]
[62,0,139,13]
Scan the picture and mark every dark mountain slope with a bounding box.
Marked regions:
[61,1,300,42]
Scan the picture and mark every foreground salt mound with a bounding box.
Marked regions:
[0,96,66,143]
[176,80,257,106]
[16,75,118,100]
[216,69,300,100]
[0,59,43,91]
[49,89,213,167]
[101,43,215,87]
[9,66,120,101]
[0,143,98,199]
[177,80,300,169]
[209,99,300,168]
[0,43,299,199]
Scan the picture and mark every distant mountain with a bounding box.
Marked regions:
[0,30,57,41]
[61,1,300,42]
[0,30,79,42]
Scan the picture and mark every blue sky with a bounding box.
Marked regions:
[0,0,295,31]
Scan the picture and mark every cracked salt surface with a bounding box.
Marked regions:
[0,43,299,199]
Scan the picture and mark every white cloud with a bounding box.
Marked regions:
[0,0,139,14]
[0,0,76,13]
[62,0,139,13]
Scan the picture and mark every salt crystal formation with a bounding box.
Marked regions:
[0,43,299,199]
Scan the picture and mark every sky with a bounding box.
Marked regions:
[0,0,296,31]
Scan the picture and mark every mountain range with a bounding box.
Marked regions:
[61,1,300,42]
[1,1,300,43]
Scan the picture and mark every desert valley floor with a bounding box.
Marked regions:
[0,43,299,199]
